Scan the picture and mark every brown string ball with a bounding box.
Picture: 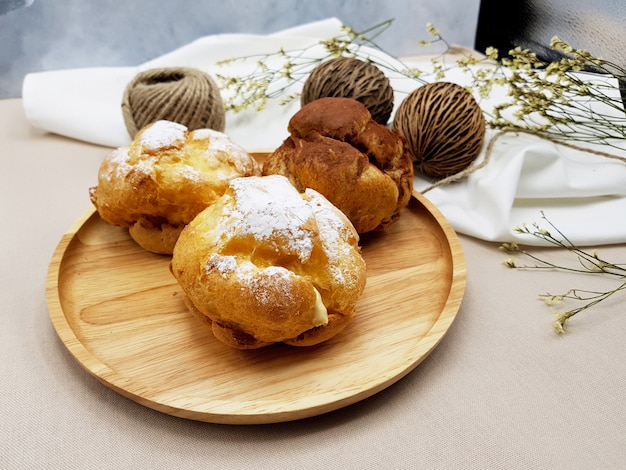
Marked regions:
[121,67,225,138]
[393,82,486,179]
[301,57,394,125]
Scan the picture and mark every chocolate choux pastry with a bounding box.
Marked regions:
[263,97,414,233]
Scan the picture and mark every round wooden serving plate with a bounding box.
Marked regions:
[46,188,465,425]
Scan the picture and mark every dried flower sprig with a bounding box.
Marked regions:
[461,37,626,152]
[215,19,436,113]
[216,18,626,158]
[500,212,626,333]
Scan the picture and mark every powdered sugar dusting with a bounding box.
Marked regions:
[247,266,293,306]
[138,120,186,150]
[100,141,163,184]
[204,257,298,307]
[101,147,128,181]
[305,188,358,285]
[191,128,251,172]
[133,155,157,175]
[175,163,203,181]
[192,128,226,147]
[101,122,254,188]
[228,175,315,261]
[205,253,237,277]
[198,176,363,331]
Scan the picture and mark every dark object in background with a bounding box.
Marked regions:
[474,0,626,105]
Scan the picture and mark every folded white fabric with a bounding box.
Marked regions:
[415,130,626,245]
[21,18,626,246]
[23,18,347,150]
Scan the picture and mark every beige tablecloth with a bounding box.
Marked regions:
[1,98,625,469]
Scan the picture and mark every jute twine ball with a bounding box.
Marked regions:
[121,67,225,138]
[301,57,394,125]
[393,82,486,179]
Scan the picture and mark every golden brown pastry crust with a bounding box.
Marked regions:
[263,97,414,233]
[89,120,261,254]
[170,175,367,349]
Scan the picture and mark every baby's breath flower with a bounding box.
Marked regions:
[550,36,573,54]
[503,257,517,268]
[499,242,519,252]
[430,58,446,80]
[462,55,482,67]
[426,23,440,37]
[553,312,569,334]
[485,47,499,61]
[513,224,528,234]
[402,67,423,79]
[542,295,563,305]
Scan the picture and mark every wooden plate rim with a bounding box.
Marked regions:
[45,190,466,424]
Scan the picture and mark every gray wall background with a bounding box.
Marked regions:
[0,0,482,99]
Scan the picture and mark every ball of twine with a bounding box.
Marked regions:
[393,82,486,179]
[301,57,394,125]
[121,67,225,138]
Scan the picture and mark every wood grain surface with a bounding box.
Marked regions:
[46,187,466,424]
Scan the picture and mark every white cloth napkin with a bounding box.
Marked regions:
[22,18,347,150]
[416,130,626,245]
[22,18,626,246]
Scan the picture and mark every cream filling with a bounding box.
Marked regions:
[312,287,328,327]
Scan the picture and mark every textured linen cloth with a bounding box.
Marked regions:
[21,18,626,246]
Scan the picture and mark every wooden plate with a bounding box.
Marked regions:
[46,190,466,424]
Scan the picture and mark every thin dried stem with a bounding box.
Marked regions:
[500,212,626,333]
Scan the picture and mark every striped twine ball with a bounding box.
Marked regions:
[393,82,486,179]
[122,67,225,138]
[301,57,394,125]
